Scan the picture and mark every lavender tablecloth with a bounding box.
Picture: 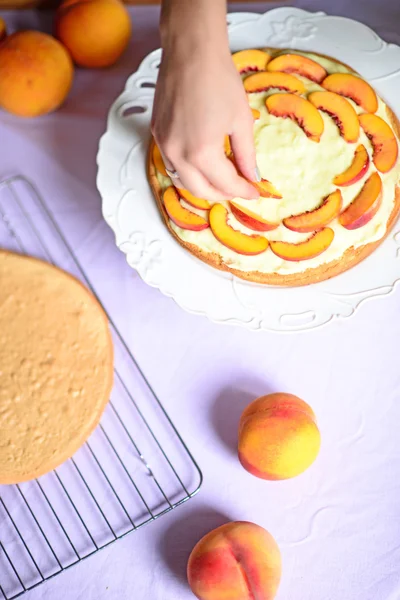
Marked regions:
[1,2,400,599]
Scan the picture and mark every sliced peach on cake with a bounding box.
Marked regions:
[339,172,382,230]
[321,73,378,113]
[210,204,269,255]
[270,228,334,261]
[266,93,324,142]
[0,18,6,43]
[252,108,261,120]
[308,91,360,143]
[267,53,327,83]
[255,179,282,199]
[232,49,271,74]
[333,144,370,186]
[152,143,167,177]
[177,188,211,211]
[359,113,398,173]
[283,190,342,233]
[229,201,279,232]
[244,72,305,94]
[163,187,209,231]
[224,135,232,156]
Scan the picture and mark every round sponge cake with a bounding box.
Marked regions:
[148,49,400,286]
[0,251,113,484]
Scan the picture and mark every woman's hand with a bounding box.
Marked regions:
[152,1,259,202]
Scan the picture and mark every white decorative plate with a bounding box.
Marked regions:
[97,7,400,333]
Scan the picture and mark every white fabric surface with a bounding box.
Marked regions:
[1,2,400,599]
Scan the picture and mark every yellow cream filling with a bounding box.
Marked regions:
[156,52,400,277]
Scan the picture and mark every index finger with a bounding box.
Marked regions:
[196,150,259,200]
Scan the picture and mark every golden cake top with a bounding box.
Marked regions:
[0,251,113,484]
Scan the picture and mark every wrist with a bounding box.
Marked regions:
[160,0,229,58]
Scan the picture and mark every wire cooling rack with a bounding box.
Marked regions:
[0,175,203,600]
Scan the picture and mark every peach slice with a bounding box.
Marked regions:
[308,91,360,143]
[177,188,211,211]
[228,155,281,199]
[252,108,261,120]
[224,135,232,156]
[333,144,370,186]
[321,73,378,113]
[255,179,282,199]
[163,187,209,231]
[267,53,327,83]
[152,143,167,177]
[232,49,271,74]
[339,172,382,230]
[270,228,334,261]
[0,18,7,42]
[283,190,342,233]
[244,71,306,94]
[229,201,279,232]
[210,204,269,255]
[359,113,398,173]
[266,93,324,142]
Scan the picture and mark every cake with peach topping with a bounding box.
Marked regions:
[148,48,400,286]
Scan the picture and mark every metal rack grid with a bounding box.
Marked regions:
[0,175,203,600]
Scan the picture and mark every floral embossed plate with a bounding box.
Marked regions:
[97,7,400,333]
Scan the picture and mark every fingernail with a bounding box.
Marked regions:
[254,166,261,182]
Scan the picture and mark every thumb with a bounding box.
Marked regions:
[230,108,258,183]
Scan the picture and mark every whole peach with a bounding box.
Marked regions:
[238,393,321,480]
[0,31,73,118]
[188,521,281,600]
[55,0,131,68]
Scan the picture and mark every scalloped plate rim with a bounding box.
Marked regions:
[97,7,400,333]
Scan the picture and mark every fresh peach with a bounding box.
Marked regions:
[188,521,281,600]
[244,71,305,94]
[267,53,327,83]
[55,0,131,68]
[153,143,168,177]
[255,179,282,199]
[238,393,321,480]
[178,188,211,211]
[283,190,342,233]
[210,204,269,255]
[164,187,209,231]
[308,91,360,143]
[359,113,398,173]
[230,201,279,232]
[0,31,73,118]
[339,172,382,230]
[266,93,324,142]
[252,108,261,120]
[0,18,7,43]
[333,144,370,186]
[321,73,378,114]
[270,228,334,261]
[232,49,271,74]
